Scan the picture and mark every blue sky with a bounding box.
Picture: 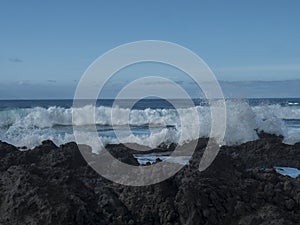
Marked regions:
[0,0,300,98]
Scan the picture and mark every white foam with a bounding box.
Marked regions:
[252,104,300,144]
[253,104,300,120]
[1,100,300,150]
[224,101,258,145]
[0,129,75,149]
[284,128,300,145]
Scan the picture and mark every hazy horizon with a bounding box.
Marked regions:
[0,79,299,100]
[1,1,299,99]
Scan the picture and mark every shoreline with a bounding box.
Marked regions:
[1,132,300,224]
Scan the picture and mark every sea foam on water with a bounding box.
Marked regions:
[0,100,299,150]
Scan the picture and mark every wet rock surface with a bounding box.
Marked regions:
[0,134,300,225]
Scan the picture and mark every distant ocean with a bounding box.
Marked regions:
[0,98,299,150]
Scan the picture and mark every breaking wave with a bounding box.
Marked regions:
[0,100,299,150]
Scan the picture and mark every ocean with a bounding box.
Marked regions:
[0,98,299,150]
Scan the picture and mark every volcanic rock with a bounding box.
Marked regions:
[0,134,299,225]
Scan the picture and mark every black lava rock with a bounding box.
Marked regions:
[0,134,299,225]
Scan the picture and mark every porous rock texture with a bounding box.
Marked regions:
[0,134,300,225]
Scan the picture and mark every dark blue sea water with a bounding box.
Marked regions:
[0,98,299,149]
[1,98,299,109]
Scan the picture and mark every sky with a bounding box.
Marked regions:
[0,0,300,99]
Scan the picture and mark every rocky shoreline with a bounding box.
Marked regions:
[0,133,300,225]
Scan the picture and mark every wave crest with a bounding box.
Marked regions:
[0,100,299,149]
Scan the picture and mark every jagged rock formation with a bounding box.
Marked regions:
[0,134,300,225]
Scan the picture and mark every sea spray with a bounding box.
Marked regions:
[0,99,299,149]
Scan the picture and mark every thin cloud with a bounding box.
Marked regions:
[9,58,23,63]
[214,64,300,73]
